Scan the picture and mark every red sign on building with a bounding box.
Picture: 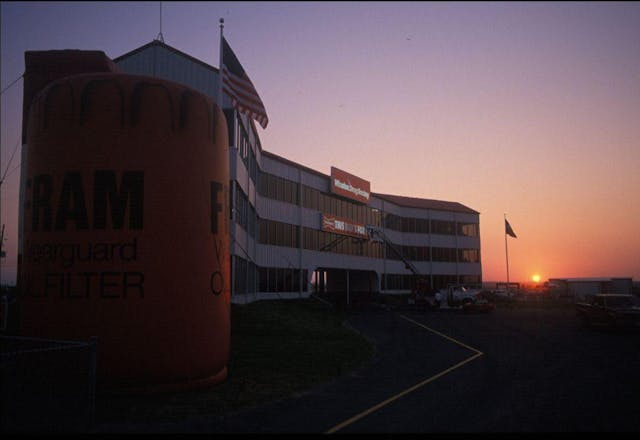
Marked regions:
[330,167,370,204]
[322,214,369,239]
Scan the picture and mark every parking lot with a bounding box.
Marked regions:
[99,304,640,433]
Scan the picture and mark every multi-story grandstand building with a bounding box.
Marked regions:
[113,39,482,303]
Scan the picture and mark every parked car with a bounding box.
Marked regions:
[575,294,640,327]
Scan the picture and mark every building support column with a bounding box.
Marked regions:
[346,269,350,306]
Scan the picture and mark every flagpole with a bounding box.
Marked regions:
[218,18,224,109]
[504,213,510,290]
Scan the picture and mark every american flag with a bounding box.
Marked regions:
[221,37,269,129]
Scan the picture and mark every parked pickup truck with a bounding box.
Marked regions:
[438,285,495,312]
[575,294,640,327]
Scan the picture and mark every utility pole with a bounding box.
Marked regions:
[0,223,5,289]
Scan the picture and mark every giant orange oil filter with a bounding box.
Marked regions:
[18,51,230,392]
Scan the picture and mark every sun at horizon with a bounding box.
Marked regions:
[531,274,541,283]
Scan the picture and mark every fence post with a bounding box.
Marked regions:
[87,336,97,430]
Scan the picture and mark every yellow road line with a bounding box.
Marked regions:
[398,314,483,355]
[325,313,483,434]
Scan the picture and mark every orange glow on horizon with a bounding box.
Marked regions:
[1,3,639,286]
[531,274,541,283]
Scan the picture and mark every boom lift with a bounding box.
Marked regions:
[366,227,436,309]
[366,226,493,311]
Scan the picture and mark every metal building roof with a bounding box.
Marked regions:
[373,193,479,214]
[113,39,218,73]
[262,151,478,215]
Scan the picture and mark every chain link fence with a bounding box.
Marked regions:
[1,335,96,433]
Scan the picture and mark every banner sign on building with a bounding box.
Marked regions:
[322,214,369,239]
[330,167,370,204]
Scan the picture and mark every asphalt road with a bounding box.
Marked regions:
[99,304,640,433]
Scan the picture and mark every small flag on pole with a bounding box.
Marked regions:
[505,219,517,238]
[221,36,269,129]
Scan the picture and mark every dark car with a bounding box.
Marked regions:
[575,294,640,327]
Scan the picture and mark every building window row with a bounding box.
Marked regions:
[258,218,299,248]
[256,170,478,240]
[258,170,299,205]
[459,249,480,263]
[458,222,478,237]
[388,245,480,263]
[232,256,308,295]
[257,217,383,258]
[232,185,257,239]
[257,219,478,263]
[385,214,478,237]
[383,274,414,291]
[257,170,383,228]
[382,274,481,291]
[230,110,259,183]
[302,227,383,258]
[301,184,382,227]
[258,266,308,293]
[232,256,258,295]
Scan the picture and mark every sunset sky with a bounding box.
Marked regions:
[1,1,639,285]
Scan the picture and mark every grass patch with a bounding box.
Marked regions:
[95,297,374,425]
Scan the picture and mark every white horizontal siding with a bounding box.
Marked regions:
[261,155,300,182]
[257,197,298,224]
[300,170,330,192]
[116,45,231,106]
